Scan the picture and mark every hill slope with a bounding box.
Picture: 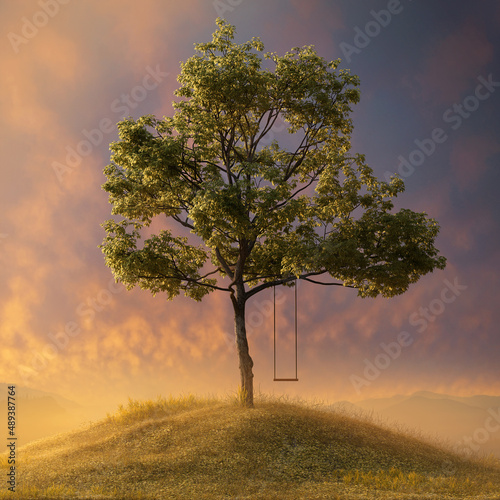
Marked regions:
[6,396,500,499]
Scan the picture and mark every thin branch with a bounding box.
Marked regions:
[270,173,319,213]
[137,274,231,292]
[253,108,278,150]
[200,268,222,278]
[245,270,358,299]
[172,214,195,230]
[300,277,356,287]
[283,122,325,181]
[214,226,239,243]
[215,247,234,278]
[243,271,320,299]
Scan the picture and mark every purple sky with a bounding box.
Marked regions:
[0,0,499,407]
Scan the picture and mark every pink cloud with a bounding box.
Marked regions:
[449,135,499,191]
[414,22,494,106]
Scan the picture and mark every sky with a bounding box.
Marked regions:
[0,0,499,410]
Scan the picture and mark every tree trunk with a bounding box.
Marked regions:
[232,290,254,407]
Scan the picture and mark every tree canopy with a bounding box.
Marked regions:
[100,19,446,406]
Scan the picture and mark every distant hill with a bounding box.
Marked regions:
[13,396,500,499]
[353,391,500,458]
[0,383,80,409]
[0,383,102,446]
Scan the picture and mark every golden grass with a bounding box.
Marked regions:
[2,394,499,499]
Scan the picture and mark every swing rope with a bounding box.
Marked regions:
[273,280,298,382]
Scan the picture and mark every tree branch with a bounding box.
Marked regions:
[172,214,195,230]
[215,246,234,278]
[245,270,353,299]
[137,273,230,292]
[252,107,281,153]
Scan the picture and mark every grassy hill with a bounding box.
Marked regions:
[3,395,500,499]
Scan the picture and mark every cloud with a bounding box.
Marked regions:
[412,22,494,106]
[449,135,500,191]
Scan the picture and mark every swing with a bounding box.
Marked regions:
[273,280,299,382]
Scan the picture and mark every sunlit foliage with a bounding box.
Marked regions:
[100,19,446,406]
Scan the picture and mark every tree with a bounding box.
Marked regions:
[100,19,446,407]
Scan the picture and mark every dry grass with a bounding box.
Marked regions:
[2,394,499,499]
